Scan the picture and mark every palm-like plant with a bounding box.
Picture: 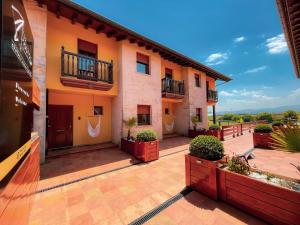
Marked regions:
[123,117,137,140]
[191,116,200,131]
[271,125,300,152]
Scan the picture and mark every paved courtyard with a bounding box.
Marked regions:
[30,134,300,225]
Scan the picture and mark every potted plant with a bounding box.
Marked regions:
[135,130,159,162]
[185,135,227,200]
[271,124,300,152]
[218,156,300,225]
[121,117,137,155]
[272,120,284,131]
[208,124,221,139]
[253,124,273,148]
[188,116,200,138]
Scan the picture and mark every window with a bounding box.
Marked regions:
[78,39,98,77]
[137,53,150,74]
[137,105,151,125]
[165,108,169,115]
[195,74,200,87]
[196,108,202,122]
[165,68,173,79]
[94,106,103,115]
[78,39,98,58]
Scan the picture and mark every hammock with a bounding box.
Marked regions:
[165,120,174,132]
[87,116,101,137]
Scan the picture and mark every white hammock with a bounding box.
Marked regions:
[87,116,101,137]
[165,120,174,132]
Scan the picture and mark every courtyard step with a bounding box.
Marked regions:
[46,142,118,159]
[163,133,182,139]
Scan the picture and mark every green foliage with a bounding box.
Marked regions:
[242,114,254,122]
[254,124,273,133]
[136,130,157,142]
[256,112,273,123]
[283,110,298,123]
[228,156,250,175]
[272,120,283,127]
[191,116,199,125]
[222,113,235,121]
[271,125,300,152]
[123,117,137,139]
[209,124,220,130]
[232,114,241,122]
[189,135,224,160]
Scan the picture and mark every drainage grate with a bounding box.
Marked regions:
[37,148,188,193]
[128,187,192,225]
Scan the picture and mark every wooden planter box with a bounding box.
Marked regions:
[218,169,300,225]
[207,130,220,139]
[121,138,136,155]
[121,139,159,162]
[135,140,159,162]
[253,132,274,148]
[185,154,228,200]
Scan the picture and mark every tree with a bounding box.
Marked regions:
[242,114,254,122]
[123,117,137,140]
[222,113,235,121]
[283,110,298,123]
[256,112,273,123]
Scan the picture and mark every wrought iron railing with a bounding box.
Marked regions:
[61,47,113,83]
[207,89,218,102]
[161,78,185,96]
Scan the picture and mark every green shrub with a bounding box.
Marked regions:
[222,113,235,121]
[232,114,241,122]
[271,125,300,152]
[136,130,157,142]
[209,124,220,130]
[242,114,254,122]
[189,135,224,160]
[256,112,273,123]
[228,156,250,175]
[283,110,298,123]
[254,124,273,133]
[272,120,283,127]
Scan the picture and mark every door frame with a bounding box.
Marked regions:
[47,104,73,150]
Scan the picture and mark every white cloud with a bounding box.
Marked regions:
[205,52,229,66]
[220,91,234,97]
[244,66,267,74]
[266,34,288,54]
[234,36,245,43]
[289,88,300,98]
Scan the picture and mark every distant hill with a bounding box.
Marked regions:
[217,104,300,116]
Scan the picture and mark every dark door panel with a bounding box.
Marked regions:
[47,105,73,149]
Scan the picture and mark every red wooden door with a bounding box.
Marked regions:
[47,105,73,149]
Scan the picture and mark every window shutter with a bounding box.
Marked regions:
[138,105,150,114]
[165,68,173,75]
[137,53,149,64]
[78,39,98,55]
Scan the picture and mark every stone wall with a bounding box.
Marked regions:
[23,0,47,163]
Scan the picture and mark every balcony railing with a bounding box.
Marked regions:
[161,78,185,98]
[61,47,113,90]
[207,89,218,102]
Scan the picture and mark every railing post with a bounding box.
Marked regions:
[220,128,224,141]
[109,60,113,83]
[240,123,243,135]
[61,46,64,76]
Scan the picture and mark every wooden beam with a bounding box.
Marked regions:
[37,0,44,7]
[146,45,152,50]
[152,48,159,53]
[71,13,78,24]
[116,35,127,41]
[106,30,117,38]
[84,19,92,29]
[129,38,136,43]
[56,4,61,19]
[138,42,145,47]
[96,25,106,33]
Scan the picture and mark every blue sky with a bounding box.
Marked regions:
[73,0,300,112]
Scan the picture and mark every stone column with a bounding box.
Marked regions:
[23,0,47,163]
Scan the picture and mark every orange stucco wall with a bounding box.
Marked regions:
[48,91,112,146]
[46,12,119,96]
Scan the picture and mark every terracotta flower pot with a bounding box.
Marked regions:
[121,138,136,155]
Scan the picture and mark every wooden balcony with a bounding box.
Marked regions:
[161,78,185,99]
[60,47,113,91]
[207,89,218,102]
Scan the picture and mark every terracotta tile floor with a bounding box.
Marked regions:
[30,134,300,225]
